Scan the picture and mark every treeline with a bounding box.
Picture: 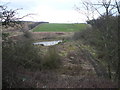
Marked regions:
[19,21,49,30]
[27,21,49,30]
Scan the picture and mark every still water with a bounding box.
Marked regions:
[33,40,62,46]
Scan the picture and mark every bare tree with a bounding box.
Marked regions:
[114,0,120,87]
[115,0,120,14]
[74,0,96,21]
[75,0,119,81]
[0,4,34,29]
[92,0,119,81]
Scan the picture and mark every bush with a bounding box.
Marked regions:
[73,27,101,47]
[73,27,92,41]
[3,40,42,69]
[2,32,10,40]
[42,46,61,69]
[73,15,119,80]
[2,39,42,88]
[23,31,33,39]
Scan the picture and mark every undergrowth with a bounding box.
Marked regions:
[2,32,62,88]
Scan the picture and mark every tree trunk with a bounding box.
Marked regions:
[117,14,120,87]
[108,63,111,79]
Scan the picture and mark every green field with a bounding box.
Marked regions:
[32,23,87,32]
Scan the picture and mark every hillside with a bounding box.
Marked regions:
[32,23,87,32]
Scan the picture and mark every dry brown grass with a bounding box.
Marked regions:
[14,68,118,88]
[2,31,118,88]
[31,32,74,40]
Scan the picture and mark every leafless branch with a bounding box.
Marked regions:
[115,0,120,14]
[0,4,35,27]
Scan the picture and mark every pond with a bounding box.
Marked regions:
[33,40,62,46]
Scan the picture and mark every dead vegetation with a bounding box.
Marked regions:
[2,29,118,88]
[2,21,118,88]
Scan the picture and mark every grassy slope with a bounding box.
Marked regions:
[33,23,87,32]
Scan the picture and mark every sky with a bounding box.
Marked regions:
[0,0,116,23]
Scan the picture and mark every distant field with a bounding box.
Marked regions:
[32,23,87,32]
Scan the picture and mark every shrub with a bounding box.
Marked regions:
[2,39,42,88]
[42,46,61,69]
[2,32,10,40]
[8,40,41,69]
[73,15,119,80]
[23,31,33,39]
